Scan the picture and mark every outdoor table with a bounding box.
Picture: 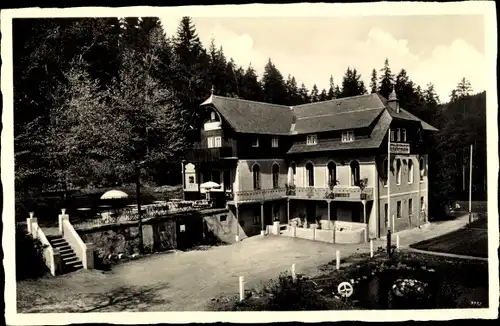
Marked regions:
[76,207,92,219]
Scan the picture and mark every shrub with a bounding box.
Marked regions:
[15,225,49,280]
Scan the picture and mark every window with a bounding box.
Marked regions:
[390,130,395,142]
[272,136,279,148]
[220,215,227,222]
[419,157,425,182]
[252,164,261,190]
[408,159,414,184]
[207,137,214,148]
[396,128,401,142]
[291,162,297,185]
[306,162,315,187]
[210,111,216,121]
[397,201,402,219]
[384,203,388,226]
[402,128,407,142]
[188,176,195,184]
[214,136,222,148]
[341,131,354,143]
[327,162,337,187]
[272,164,280,189]
[252,136,259,148]
[408,198,413,217]
[350,161,360,186]
[383,159,388,187]
[396,159,402,185]
[421,197,425,211]
[307,134,317,145]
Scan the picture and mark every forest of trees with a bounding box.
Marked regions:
[13,17,487,218]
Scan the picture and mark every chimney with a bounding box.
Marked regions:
[387,87,400,113]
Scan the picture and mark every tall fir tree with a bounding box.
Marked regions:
[261,58,288,105]
[339,67,366,98]
[455,77,473,98]
[378,58,394,99]
[241,63,263,101]
[285,74,301,105]
[327,75,336,100]
[298,83,310,104]
[370,68,378,93]
[310,84,320,102]
[319,88,328,102]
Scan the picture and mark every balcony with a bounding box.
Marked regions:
[233,188,287,203]
[288,186,374,201]
[186,146,236,163]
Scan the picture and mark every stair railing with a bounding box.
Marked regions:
[26,213,62,276]
[59,210,94,269]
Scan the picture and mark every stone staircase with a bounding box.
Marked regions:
[46,234,83,273]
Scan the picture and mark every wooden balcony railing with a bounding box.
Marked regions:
[288,186,374,201]
[186,146,236,162]
[233,188,287,203]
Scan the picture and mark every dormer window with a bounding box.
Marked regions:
[252,136,259,148]
[210,111,216,121]
[342,131,355,143]
[307,134,317,145]
[272,136,279,148]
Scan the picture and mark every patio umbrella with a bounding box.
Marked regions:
[100,190,129,200]
[200,181,221,200]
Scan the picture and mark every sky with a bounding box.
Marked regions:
[159,14,486,102]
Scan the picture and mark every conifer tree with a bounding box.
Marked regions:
[319,88,328,101]
[310,84,320,102]
[378,58,394,99]
[285,74,301,105]
[241,63,263,101]
[455,77,473,98]
[298,83,310,104]
[327,75,336,100]
[370,68,378,93]
[339,67,366,98]
[261,58,288,105]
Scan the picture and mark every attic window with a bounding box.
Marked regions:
[307,134,317,145]
[342,131,355,143]
[272,136,279,148]
[252,136,259,148]
[210,111,216,121]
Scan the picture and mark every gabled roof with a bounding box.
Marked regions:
[199,92,438,136]
[287,109,392,154]
[200,95,293,135]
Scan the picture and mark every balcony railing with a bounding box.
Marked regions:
[186,146,236,162]
[233,188,287,203]
[289,186,374,201]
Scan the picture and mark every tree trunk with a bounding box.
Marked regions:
[135,164,144,254]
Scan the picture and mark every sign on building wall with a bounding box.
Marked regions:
[390,143,410,154]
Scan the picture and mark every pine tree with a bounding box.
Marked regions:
[339,67,366,98]
[285,74,301,105]
[455,77,473,98]
[327,75,336,100]
[310,84,320,102]
[261,58,288,105]
[298,83,310,104]
[379,58,394,99]
[207,39,228,95]
[241,63,263,101]
[370,68,378,93]
[319,89,328,102]
[449,89,459,103]
[225,58,243,98]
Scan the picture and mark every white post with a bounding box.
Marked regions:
[469,144,473,224]
[239,276,244,302]
[336,250,340,270]
[370,239,374,257]
[291,263,297,282]
[396,234,400,250]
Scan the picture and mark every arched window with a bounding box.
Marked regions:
[383,159,388,186]
[408,159,414,184]
[350,161,360,186]
[252,164,261,190]
[419,157,425,181]
[396,159,402,185]
[402,128,407,142]
[272,164,280,189]
[327,161,337,187]
[305,162,314,187]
